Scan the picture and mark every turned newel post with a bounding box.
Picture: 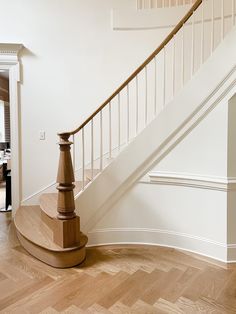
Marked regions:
[56,133,76,220]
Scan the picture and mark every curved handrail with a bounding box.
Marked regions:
[59,0,202,137]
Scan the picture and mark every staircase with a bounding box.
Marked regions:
[14,0,236,268]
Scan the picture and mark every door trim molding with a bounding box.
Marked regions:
[0,43,24,212]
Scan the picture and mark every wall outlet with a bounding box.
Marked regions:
[39,131,45,140]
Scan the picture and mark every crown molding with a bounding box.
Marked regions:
[0,43,24,66]
[0,43,23,55]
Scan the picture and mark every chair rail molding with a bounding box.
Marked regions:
[0,43,24,212]
[147,171,236,191]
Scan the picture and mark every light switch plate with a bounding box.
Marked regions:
[39,131,45,140]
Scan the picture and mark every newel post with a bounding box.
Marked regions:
[56,133,76,220]
[54,132,81,248]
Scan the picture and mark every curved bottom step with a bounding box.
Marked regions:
[14,206,88,268]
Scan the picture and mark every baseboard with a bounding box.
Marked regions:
[87,227,235,263]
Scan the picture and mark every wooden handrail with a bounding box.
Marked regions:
[59,0,202,137]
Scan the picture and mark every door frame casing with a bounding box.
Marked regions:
[0,44,23,212]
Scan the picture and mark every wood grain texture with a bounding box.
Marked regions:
[1,213,236,313]
[39,179,88,219]
[56,134,76,220]
[0,76,9,102]
[14,206,87,268]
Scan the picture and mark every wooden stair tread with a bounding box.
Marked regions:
[39,181,88,219]
[14,206,88,268]
[40,193,57,219]
[14,206,87,252]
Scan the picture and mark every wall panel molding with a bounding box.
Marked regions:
[144,171,236,191]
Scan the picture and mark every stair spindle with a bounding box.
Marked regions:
[145,66,148,125]
[163,47,166,107]
[100,111,103,171]
[201,0,204,65]
[82,128,85,189]
[191,12,195,77]
[233,0,235,26]
[91,119,94,180]
[127,85,130,143]
[109,102,112,159]
[221,0,224,40]
[118,94,121,151]
[211,0,214,54]
[154,57,157,116]
[136,76,139,135]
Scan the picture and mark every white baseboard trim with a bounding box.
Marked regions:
[87,227,236,263]
[146,171,236,191]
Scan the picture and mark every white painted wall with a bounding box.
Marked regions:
[152,99,228,177]
[0,0,171,200]
[88,95,232,262]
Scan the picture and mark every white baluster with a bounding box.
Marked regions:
[100,111,103,171]
[91,119,94,180]
[109,102,112,159]
[191,11,195,77]
[162,0,165,8]
[182,24,185,87]
[136,76,139,135]
[82,128,85,189]
[145,66,148,125]
[211,0,214,54]
[233,0,235,26]
[72,134,75,170]
[172,36,175,97]
[232,0,235,26]
[154,57,157,116]
[118,93,121,151]
[221,0,224,40]
[127,85,130,143]
[163,47,166,107]
[201,0,204,65]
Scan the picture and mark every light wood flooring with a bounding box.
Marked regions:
[0,213,236,313]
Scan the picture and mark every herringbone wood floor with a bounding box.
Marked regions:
[0,213,236,313]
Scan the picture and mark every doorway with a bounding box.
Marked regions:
[0,70,11,212]
[0,43,23,214]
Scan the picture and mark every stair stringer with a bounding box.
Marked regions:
[75,26,236,233]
